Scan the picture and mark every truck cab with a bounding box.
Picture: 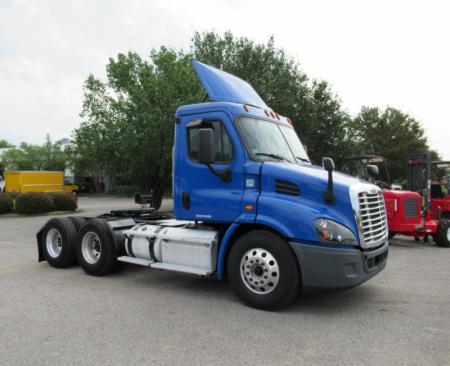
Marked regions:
[37,61,389,309]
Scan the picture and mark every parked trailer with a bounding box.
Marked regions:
[37,61,389,309]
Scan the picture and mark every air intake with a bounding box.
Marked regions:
[275,179,300,196]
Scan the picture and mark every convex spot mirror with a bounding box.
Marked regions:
[322,157,335,172]
[366,164,379,178]
[198,128,214,164]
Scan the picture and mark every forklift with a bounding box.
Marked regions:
[340,154,450,246]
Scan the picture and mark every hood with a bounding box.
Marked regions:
[192,60,268,109]
[265,162,363,193]
[261,162,370,233]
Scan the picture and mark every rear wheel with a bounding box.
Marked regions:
[434,220,450,247]
[76,219,118,276]
[67,216,86,232]
[42,217,77,268]
[227,230,301,310]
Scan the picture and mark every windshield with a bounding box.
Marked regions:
[237,117,310,164]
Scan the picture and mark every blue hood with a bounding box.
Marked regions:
[192,60,268,109]
[258,162,366,243]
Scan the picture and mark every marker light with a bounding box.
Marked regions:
[243,104,249,112]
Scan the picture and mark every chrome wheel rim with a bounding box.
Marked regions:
[46,228,62,258]
[81,232,102,264]
[240,248,280,294]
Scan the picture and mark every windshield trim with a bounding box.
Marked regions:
[234,115,309,164]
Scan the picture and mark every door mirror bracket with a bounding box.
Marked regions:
[198,128,232,183]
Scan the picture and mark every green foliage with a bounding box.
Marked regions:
[15,192,53,215]
[349,106,436,181]
[73,48,202,208]
[7,191,22,200]
[1,134,68,171]
[73,30,441,197]
[107,185,140,197]
[47,192,77,211]
[0,193,13,214]
[0,139,14,148]
[192,31,352,163]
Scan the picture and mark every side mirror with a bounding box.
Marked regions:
[322,157,335,203]
[366,164,379,178]
[198,128,214,164]
[322,157,335,172]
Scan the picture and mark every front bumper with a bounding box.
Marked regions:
[289,241,388,291]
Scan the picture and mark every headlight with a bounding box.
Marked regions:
[314,219,357,246]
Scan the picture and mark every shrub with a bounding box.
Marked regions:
[47,191,77,211]
[0,193,13,214]
[8,191,22,200]
[15,192,53,215]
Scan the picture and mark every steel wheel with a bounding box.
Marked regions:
[240,248,280,294]
[81,231,102,264]
[45,228,63,258]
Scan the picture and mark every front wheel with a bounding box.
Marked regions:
[435,220,450,248]
[227,230,301,310]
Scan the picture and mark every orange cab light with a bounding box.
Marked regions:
[287,117,293,124]
[275,113,280,120]
[264,109,269,117]
[244,204,254,211]
[320,230,330,241]
[243,104,249,112]
[270,111,275,118]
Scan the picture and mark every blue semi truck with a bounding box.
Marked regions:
[37,61,388,309]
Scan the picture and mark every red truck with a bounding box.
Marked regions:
[341,154,450,247]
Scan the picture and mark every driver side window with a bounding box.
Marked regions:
[188,121,233,163]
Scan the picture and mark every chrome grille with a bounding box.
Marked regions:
[357,190,388,248]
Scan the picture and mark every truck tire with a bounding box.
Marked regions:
[434,220,450,248]
[67,216,86,232]
[76,219,118,276]
[227,230,301,310]
[41,217,78,268]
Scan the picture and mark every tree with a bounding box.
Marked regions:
[349,106,437,182]
[1,135,67,171]
[74,48,203,207]
[0,139,14,149]
[192,31,351,163]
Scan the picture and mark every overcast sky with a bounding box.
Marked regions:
[0,0,449,158]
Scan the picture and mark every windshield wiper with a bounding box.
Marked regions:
[255,153,291,162]
[295,156,310,163]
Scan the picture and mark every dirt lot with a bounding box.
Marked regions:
[0,196,449,366]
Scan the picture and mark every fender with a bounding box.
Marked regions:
[216,223,240,279]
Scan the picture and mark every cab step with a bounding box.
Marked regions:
[117,256,212,275]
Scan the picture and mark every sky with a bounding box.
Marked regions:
[0,0,449,158]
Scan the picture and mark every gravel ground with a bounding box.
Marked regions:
[0,196,449,366]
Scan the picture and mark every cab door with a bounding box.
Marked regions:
[176,111,245,222]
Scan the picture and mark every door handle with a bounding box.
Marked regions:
[182,192,190,209]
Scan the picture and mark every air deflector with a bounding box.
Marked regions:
[192,60,268,109]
